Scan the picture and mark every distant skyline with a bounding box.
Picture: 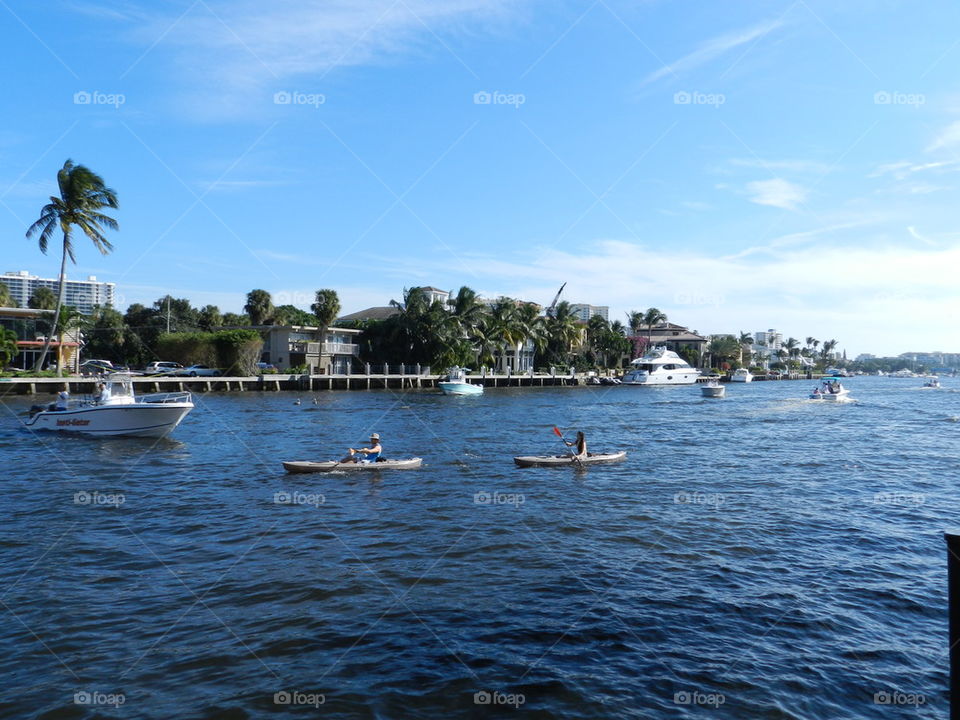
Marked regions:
[3,1,960,356]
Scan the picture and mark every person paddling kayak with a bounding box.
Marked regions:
[344,433,382,463]
[563,430,587,461]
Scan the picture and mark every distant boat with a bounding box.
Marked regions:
[730,368,753,383]
[923,377,941,388]
[621,347,700,386]
[810,378,851,402]
[438,367,483,395]
[701,379,725,398]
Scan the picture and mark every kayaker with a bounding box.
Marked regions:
[345,433,382,463]
[563,431,587,460]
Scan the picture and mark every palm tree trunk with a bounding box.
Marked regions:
[33,238,68,375]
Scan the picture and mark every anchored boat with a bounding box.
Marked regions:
[621,347,700,385]
[283,458,423,473]
[24,374,193,438]
[438,367,483,395]
[513,451,627,468]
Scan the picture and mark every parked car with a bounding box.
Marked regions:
[176,364,222,377]
[79,359,115,376]
[256,362,277,372]
[143,361,184,376]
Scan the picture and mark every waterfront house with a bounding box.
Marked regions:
[260,324,361,374]
[632,322,708,359]
[0,306,81,372]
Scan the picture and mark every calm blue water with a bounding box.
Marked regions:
[0,377,956,718]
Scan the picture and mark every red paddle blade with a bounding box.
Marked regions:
[553,426,563,437]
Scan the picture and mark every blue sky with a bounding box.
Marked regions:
[2,0,959,356]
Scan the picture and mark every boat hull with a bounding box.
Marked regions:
[621,371,699,385]
[701,386,725,397]
[809,391,850,402]
[730,374,752,383]
[283,458,424,473]
[438,382,483,395]
[513,451,627,468]
[24,403,193,438]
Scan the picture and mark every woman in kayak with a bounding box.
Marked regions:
[345,433,382,463]
[563,431,587,460]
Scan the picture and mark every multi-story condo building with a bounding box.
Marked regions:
[1,270,115,314]
[569,304,609,322]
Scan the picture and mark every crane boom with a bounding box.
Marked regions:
[546,282,566,317]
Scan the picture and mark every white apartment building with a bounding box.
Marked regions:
[569,303,609,322]
[1,270,115,314]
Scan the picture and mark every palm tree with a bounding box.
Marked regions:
[0,282,16,308]
[512,302,543,372]
[487,298,521,371]
[244,289,274,326]
[543,301,582,365]
[642,307,667,348]
[311,289,341,337]
[738,331,754,366]
[28,287,58,310]
[626,310,644,337]
[0,327,19,367]
[707,335,740,369]
[821,339,838,362]
[26,159,118,374]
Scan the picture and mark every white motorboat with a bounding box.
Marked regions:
[809,378,850,402]
[923,377,941,388]
[24,374,193,438]
[621,347,700,385]
[438,367,483,395]
[701,380,725,398]
[730,368,753,383]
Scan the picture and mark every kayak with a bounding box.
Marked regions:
[283,457,423,473]
[513,451,627,468]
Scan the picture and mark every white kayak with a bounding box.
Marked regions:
[513,451,627,468]
[283,457,423,473]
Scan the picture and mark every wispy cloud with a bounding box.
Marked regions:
[729,157,830,174]
[640,19,783,86]
[745,178,807,210]
[926,120,960,152]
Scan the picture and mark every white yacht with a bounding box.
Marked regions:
[621,347,700,385]
[730,368,753,383]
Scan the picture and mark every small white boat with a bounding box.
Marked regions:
[730,368,753,383]
[24,374,193,438]
[809,379,850,402]
[701,380,725,398]
[283,457,423,473]
[621,347,700,385]
[438,367,483,395]
[923,377,941,388]
[513,451,627,468]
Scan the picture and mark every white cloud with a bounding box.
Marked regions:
[729,157,830,174]
[744,178,807,210]
[926,120,960,152]
[640,19,783,86]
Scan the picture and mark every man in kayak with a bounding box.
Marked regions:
[563,431,587,461]
[345,433,382,463]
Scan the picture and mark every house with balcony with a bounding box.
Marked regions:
[632,323,708,359]
[261,324,362,374]
[0,306,81,371]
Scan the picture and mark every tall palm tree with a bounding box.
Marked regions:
[738,331,754,366]
[28,287,57,310]
[512,302,543,372]
[642,307,667,347]
[26,159,118,374]
[821,339,838,362]
[0,282,18,308]
[244,289,274,326]
[626,310,644,337]
[544,301,582,365]
[311,288,341,336]
[488,298,521,371]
